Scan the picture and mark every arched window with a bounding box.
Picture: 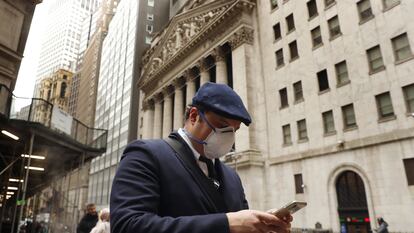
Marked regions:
[60,83,67,98]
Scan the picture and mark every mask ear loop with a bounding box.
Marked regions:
[198,110,216,132]
[183,129,207,145]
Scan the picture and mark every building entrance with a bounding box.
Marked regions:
[336,171,371,233]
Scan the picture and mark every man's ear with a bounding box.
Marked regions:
[189,107,199,125]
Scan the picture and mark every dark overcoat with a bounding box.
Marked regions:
[110,132,248,233]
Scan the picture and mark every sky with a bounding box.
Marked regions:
[14,1,52,99]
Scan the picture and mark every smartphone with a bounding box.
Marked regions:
[267,201,307,218]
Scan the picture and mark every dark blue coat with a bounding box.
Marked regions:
[110,133,248,233]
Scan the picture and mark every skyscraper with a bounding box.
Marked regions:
[35,0,102,90]
[89,0,169,209]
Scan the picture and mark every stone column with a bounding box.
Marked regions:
[153,94,163,139]
[173,79,185,130]
[229,27,255,151]
[185,70,196,106]
[142,99,154,139]
[214,47,228,85]
[162,86,173,137]
[198,58,210,85]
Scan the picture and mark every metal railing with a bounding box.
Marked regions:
[0,84,107,151]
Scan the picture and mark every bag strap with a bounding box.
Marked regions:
[164,136,228,213]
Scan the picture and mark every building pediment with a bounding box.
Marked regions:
[139,0,255,89]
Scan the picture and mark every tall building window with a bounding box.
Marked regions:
[145,36,152,44]
[147,13,154,21]
[383,0,400,9]
[282,124,292,145]
[148,0,154,7]
[146,25,153,33]
[270,0,278,10]
[60,83,67,98]
[279,88,289,108]
[342,104,357,130]
[286,14,295,33]
[357,0,374,23]
[376,92,395,120]
[293,81,304,102]
[367,45,385,73]
[273,23,281,41]
[307,0,318,19]
[294,174,304,193]
[325,0,335,8]
[276,49,284,67]
[392,33,413,62]
[403,84,414,113]
[311,26,323,48]
[297,119,308,141]
[328,16,341,39]
[335,60,349,86]
[289,40,299,61]
[317,69,330,92]
[322,110,336,134]
[403,158,414,186]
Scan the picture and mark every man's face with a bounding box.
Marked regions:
[87,206,97,215]
[188,107,241,141]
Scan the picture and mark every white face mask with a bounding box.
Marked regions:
[202,125,235,159]
[185,111,235,159]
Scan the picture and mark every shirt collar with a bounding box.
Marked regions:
[178,128,214,164]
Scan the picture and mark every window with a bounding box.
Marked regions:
[325,0,335,8]
[322,110,335,134]
[294,174,304,194]
[282,124,292,145]
[403,84,414,113]
[376,92,395,119]
[289,40,299,61]
[148,0,154,7]
[342,104,357,129]
[383,0,400,9]
[146,25,153,33]
[273,23,281,41]
[293,81,304,102]
[307,0,318,19]
[403,158,414,185]
[276,49,284,67]
[311,26,323,48]
[335,60,349,85]
[279,88,288,108]
[297,119,308,141]
[270,0,278,10]
[145,36,152,44]
[147,13,154,21]
[392,33,413,62]
[60,83,67,98]
[286,14,295,33]
[317,69,330,92]
[328,16,341,39]
[367,45,385,73]
[357,0,374,23]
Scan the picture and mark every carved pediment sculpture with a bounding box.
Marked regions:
[139,0,255,90]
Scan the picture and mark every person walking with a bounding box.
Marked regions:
[77,203,98,233]
[90,208,110,233]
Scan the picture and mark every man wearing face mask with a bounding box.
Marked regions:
[110,82,292,233]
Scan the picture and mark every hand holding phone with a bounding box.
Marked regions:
[267,201,307,218]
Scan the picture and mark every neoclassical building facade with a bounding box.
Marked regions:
[137,0,414,232]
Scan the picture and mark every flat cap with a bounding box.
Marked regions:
[192,82,252,126]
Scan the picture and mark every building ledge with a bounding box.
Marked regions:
[223,149,265,168]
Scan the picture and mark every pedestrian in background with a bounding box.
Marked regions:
[90,208,110,233]
[77,203,98,233]
[375,217,389,233]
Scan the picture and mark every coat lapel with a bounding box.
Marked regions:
[164,133,228,213]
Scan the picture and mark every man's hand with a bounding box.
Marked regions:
[227,210,292,233]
